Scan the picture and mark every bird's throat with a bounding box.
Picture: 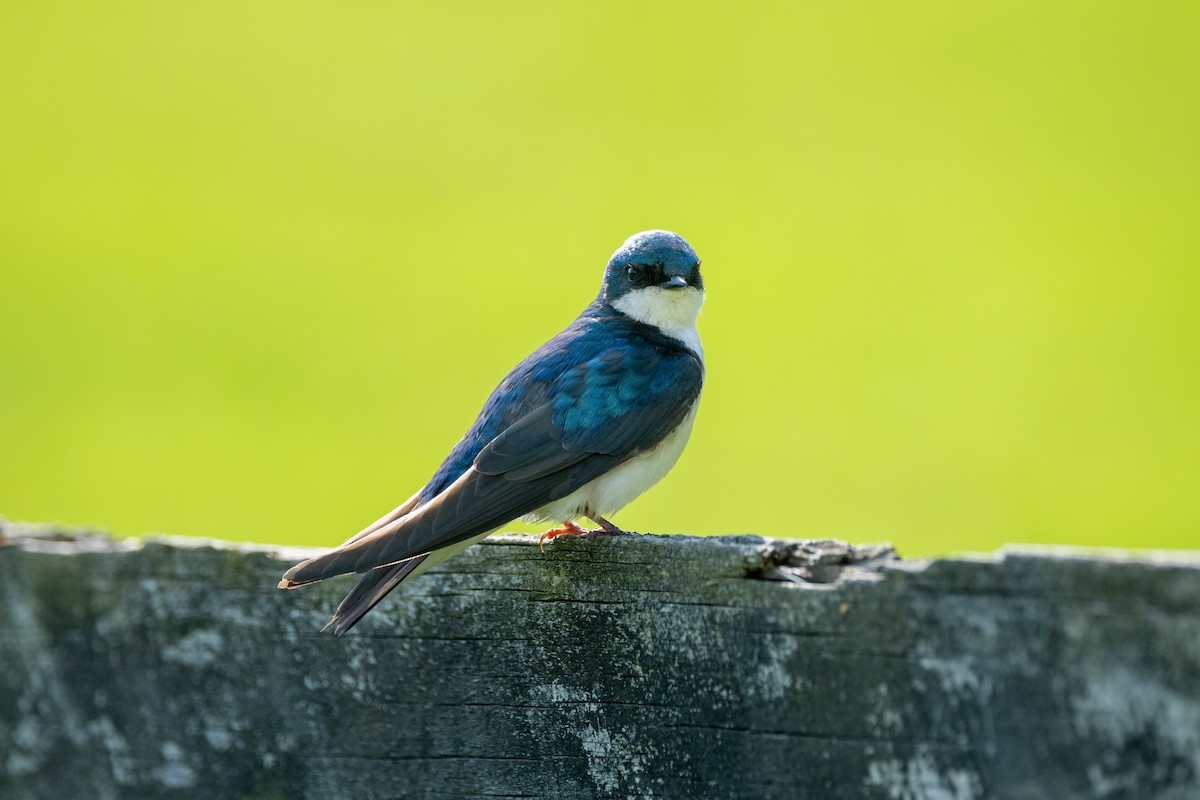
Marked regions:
[612,287,705,356]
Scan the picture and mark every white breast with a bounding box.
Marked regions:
[523,399,700,524]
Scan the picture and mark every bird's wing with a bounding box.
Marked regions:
[279,344,702,588]
[475,345,696,477]
[336,488,425,547]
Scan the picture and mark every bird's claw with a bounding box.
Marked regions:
[539,521,588,552]
[582,527,627,544]
[538,519,629,552]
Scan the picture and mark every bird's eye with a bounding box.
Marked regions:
[626,265,645,282]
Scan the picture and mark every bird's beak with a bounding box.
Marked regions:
[660,275,688,290]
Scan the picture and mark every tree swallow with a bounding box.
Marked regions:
[279,230,705,634]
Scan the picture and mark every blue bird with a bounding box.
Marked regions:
[279,230,705,634]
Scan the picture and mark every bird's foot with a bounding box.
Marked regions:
[539,521,587,552]
[538,517,630,552]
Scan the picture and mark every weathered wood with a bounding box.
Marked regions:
[1,523,1198,800]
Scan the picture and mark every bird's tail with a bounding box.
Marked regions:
[277,490,427,590]
[321,556,429,636]
[276,513,431,589]
[277,467,511,589]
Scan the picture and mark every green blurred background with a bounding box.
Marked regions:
[2,2,1197,556]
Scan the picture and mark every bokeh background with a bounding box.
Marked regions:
[2,2,1197,556]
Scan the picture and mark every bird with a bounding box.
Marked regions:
[278,230,705,634]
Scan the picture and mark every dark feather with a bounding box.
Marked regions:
[322,556,428,636]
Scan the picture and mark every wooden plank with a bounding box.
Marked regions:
[1,526,1198,799]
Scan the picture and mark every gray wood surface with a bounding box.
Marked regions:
[2,523,1198,799]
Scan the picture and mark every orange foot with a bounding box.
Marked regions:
[539,521,588,552]
[538,518,628,552]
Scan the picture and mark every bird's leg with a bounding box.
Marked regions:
[586,516,629,541]
[539,520,588,552]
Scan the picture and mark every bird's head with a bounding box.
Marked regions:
[601,230,704,332]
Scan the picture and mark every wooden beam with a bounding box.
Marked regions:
[2,526,1198,799]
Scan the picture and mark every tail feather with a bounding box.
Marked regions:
[277,489,426,591]
[322,556,429,636]
[278,466,528,588]
[277,459,592,629]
